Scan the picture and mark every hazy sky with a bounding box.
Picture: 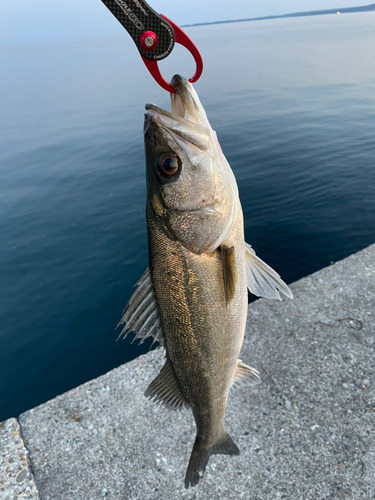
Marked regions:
[0,0,371,45]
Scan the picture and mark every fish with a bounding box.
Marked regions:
[118,74,293,488]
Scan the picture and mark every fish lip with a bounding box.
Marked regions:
[170,73,187,90]
[145,103,181,122]
[145,104,209,136]
[144,104,190,131]
[145,104,211,152]
[175,205,220,215]
[145,103,209,132]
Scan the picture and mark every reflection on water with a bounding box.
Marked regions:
[0,13,375,420]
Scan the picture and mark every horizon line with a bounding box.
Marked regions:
[181,3,375,28]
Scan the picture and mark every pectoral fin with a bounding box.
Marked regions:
[145,359,187,411]
[245,243,293,300]
[117,267,163,347]
[220,245,238,304]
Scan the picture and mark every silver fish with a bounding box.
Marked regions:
[118,75,292,488]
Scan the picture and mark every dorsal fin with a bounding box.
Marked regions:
[245,243,293,300]
[145,359,187,411]
[232,359,261,389]
[220,245,238,304]
[117,267,164,347]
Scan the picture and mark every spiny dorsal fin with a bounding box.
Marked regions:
[245,243,293,300]
[232,359,261,389]
[117,267,164,347]
[145,359,187,411]
[220,245,238,304]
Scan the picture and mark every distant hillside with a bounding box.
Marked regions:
[182,3,375,27]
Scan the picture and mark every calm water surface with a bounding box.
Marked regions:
[1,13,374,420]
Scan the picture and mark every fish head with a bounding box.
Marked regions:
[144,75,239,255]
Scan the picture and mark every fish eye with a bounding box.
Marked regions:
[157,153,181,179]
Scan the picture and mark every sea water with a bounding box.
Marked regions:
[1,12,374,420]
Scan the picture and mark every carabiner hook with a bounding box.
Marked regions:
[100,1,203,93]
[141,16,203,93]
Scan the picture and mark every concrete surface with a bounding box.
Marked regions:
[2,244,375,499]
[0,418,40,499]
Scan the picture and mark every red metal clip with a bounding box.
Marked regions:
[141,15,203,93]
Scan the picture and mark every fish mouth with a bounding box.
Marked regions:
[145,75,212,153]
[180,204,220,214]
[145,103,202,129]
[169,74,210,128]
[145,76,191,122]
[146,74,207,123]
[145,104,210,153]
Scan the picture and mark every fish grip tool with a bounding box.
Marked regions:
[100,0,203,92]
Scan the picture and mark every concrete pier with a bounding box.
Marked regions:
[1,244,375,499]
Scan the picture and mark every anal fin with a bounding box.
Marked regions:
[145,359,187,411]
[220,245,238,304]
[232,359,261,389]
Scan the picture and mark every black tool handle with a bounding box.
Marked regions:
[101,0,175,61]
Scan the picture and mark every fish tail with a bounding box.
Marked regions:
[184,432,240,488]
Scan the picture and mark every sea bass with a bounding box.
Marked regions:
[118,75,292,488]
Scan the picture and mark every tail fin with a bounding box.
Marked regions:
[184,433,240,488]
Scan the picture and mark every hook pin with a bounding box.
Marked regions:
[141,16,203,93]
